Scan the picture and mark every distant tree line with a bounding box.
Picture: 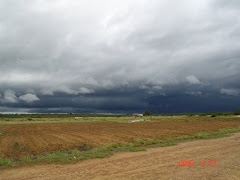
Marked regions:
[143,108,240,116]
[147,110,240,116]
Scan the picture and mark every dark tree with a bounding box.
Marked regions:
[143,110,152,116]
[234,108,240,115]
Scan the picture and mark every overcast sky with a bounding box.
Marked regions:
[0,0,240,114]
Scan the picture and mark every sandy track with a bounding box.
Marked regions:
[1,132,240,180]
[1,120,240,158]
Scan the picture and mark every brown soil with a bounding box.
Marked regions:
[0,120,240,158]
[1,131,240,180]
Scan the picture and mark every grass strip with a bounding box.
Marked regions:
[1,126,240,167]
[1,116,239,125]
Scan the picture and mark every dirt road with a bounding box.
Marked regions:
[1,132,240,180]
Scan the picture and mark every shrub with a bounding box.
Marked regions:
[234,109,240,115]
[13,142,20,150]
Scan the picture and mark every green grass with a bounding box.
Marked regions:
[0,114,132,119]
[1,125,240,167]
[0,111,236,119]
[151,115,239,122]
[0,157,13,166]
[0,115,239,125]
[0,117,141,125]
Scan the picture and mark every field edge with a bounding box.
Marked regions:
[1,125,240,168]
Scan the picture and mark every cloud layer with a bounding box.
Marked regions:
[0,0,240,113]
[19,94,40,103]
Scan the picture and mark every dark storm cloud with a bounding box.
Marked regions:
[0,0,240,113]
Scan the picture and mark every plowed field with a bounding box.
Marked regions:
[1,120,240,159]
[2,132,239,180]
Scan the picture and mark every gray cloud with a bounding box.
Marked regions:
[39,87,95,96]
[19,93,40,103]
[0,0,240,113]
[212,0,240,9]
[0,90,18,103]
[220,88,240,96]
[185,75,201,85]
[185,91,202,96]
